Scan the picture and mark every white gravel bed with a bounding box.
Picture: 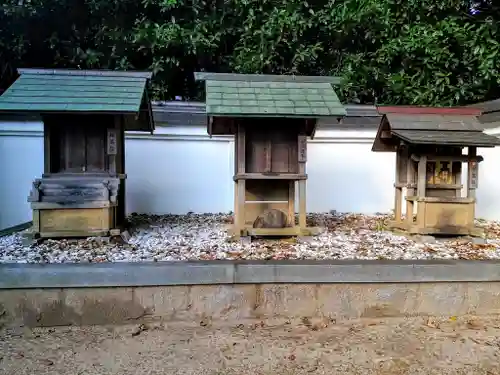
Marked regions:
[1,212,500,264]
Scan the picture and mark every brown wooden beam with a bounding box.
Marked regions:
[411,154,484,163]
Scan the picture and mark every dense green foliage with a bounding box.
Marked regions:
[1,0,499,105]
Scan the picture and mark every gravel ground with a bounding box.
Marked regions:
[2,315,500,374]
[2,212,500,263]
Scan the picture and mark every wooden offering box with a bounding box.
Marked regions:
[0,69,155,238]
[195,72,346,238]
[372,106,500,236]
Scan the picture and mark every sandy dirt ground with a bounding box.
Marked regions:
[1,316,500,375]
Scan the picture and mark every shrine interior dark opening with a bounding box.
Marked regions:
[45,115,112,175]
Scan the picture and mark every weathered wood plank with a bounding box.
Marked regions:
[417,155,427,198]
[237,123,246,174]
[298,180,306,228]
[406,196,475,203]
[394,151,403,222]
[468,147,478,196]
[411,154,484,163]
[234,173,307,180]
[298,135,307,163]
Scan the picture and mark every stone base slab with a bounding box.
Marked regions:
[1,282,500,328]
[2,261,500,327]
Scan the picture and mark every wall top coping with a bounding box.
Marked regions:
[1,260,500,289]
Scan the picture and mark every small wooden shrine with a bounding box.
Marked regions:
[0,69,155,238]
[195,72,346,238]
[372,106,500,236]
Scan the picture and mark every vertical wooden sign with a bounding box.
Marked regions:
[264,139,272,172]
[107,129,117,155]
[298,135,307,163]
[469,161,478,189]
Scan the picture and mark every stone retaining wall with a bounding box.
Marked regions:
[1,261,500,327]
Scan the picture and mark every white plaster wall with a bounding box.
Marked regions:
[475,146,500,220]
[1,121,500,230]
[306,130,395,214]
[0,121,44,230]
[125,128,234,215]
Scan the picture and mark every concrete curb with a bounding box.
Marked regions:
[2,260,500,289]
[0,221,32,238]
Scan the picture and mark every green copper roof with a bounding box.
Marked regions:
[0,69,155,131]
[0,69,151,113]
[195,72,346,118]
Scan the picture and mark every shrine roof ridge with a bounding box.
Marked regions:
[17,68,153,79]
[194,72,342,85]
[377,105,482,116]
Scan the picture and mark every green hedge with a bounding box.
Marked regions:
[1,0,499,105]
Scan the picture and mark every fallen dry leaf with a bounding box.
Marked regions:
[132,323,149,336]
[469,337,483,345]
[40,358,54,366]
[301,317,312,328]
[425,317,440,329]
[466,320,483,330]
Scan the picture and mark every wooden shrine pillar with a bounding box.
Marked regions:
[405,148,417,225]
[115,116,127,227]
[467,146,478,199]
[43,122,51,173]
[416,155,427,198]
[405,152,416,226]
[467,146,478,222]
[298,133,307,229]
[234,123,246,234]
[453,148,463,198]
[415,155,427,228]
[393,145,408,223]
[288,181,295,226]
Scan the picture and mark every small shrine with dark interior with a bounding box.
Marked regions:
[0,69,155,238]
[372,106,500,236]
[195,72,346,239]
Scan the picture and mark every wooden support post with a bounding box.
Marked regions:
[237,123,246,174]
[416,155,427,228]
[236,180,246,233]
[111,117,125,227]
[406,157,416,225]
[233,181,238,226]
[298,132,307,229]
[394,152,402,222]
[265,139,272,173]
[455,162,462,198]
[43,122,51,174]
[417,155,427,198]
[298,180,306,228]
[32,209,40,234]
[394,189,402,222]
[234,123,246,234]
[107,125,118,175]
[467,146,478,199]
[234,134,238,176]
[451,147,463,198]
[119,118,126,225]
[288,181,295,226]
